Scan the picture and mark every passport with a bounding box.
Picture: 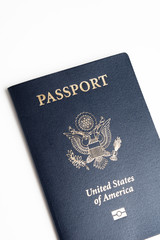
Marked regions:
[8,53,160,240]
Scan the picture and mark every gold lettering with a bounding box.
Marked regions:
[70,84,79,96]
[36,94,46,106]
[36,73,109,106]
[79,81,90,92]
[89,78,101,89]
[47,92,57,104]
[98,74,108,86]
[63,86,71,98]
[55,89,63,100]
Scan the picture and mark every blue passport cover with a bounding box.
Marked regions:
[8,53,160,240]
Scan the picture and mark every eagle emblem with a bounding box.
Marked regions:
[63,112,122,170]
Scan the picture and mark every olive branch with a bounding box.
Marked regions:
[66,150,90,170]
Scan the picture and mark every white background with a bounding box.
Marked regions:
[0,1,160,240]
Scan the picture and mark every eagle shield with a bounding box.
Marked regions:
[63,112,121,170]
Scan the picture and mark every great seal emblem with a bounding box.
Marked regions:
[63,112,122,170]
